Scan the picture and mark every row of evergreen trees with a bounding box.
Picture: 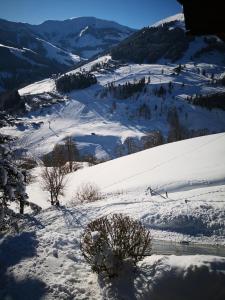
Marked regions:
[100,77,176,101]
[104,77,146,99]
[0,90,25,114]
[187,93,225,111]
[55,71,97,93]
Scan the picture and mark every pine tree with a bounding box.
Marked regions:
[0,134,28,231]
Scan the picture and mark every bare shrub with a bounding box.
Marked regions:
[29,201,42,214]
[80,214,151,277]
[63,161,81,174]
[74,182,101,204]
[107,189,125,197]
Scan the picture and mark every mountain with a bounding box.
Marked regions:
[0,18,81,92]
[111,13,225,64]
[0,17,135,92]
[1,14,225,161]
[28,17,136,59]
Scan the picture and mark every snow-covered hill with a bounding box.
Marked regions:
[27,132,225,244]
[0,42,80,85]
[152,13,185,28]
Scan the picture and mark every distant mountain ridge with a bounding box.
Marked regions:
[0,17,135,92]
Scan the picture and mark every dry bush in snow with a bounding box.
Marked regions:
[73,182,102,204]
[80,214,151,277]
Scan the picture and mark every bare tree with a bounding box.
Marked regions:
[42,143,66,167]
[64,136,79,172]
[41,165,67,206]
[142,131,164,149]
[124,137,140,155]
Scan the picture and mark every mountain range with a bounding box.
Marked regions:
[0,17,135,91]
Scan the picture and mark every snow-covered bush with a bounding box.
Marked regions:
[74,182,102,204]
[80,214,151,277]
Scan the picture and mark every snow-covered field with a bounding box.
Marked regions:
[1,134,225,299]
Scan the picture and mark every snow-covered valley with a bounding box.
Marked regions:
[2,13,225,161]
[2,59,225,161]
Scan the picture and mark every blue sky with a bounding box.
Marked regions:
[0,0,181,29]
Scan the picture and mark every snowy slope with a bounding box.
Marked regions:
[0,41,80,67]
[0,17,82,67]
[34,38,80,65]
[2,54,225,161]
[2,14,225,161]
[7,14,223,155]
[1,208,225,300]
[26,133,225,244]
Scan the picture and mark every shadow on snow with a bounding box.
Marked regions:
[0,231,47,300]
